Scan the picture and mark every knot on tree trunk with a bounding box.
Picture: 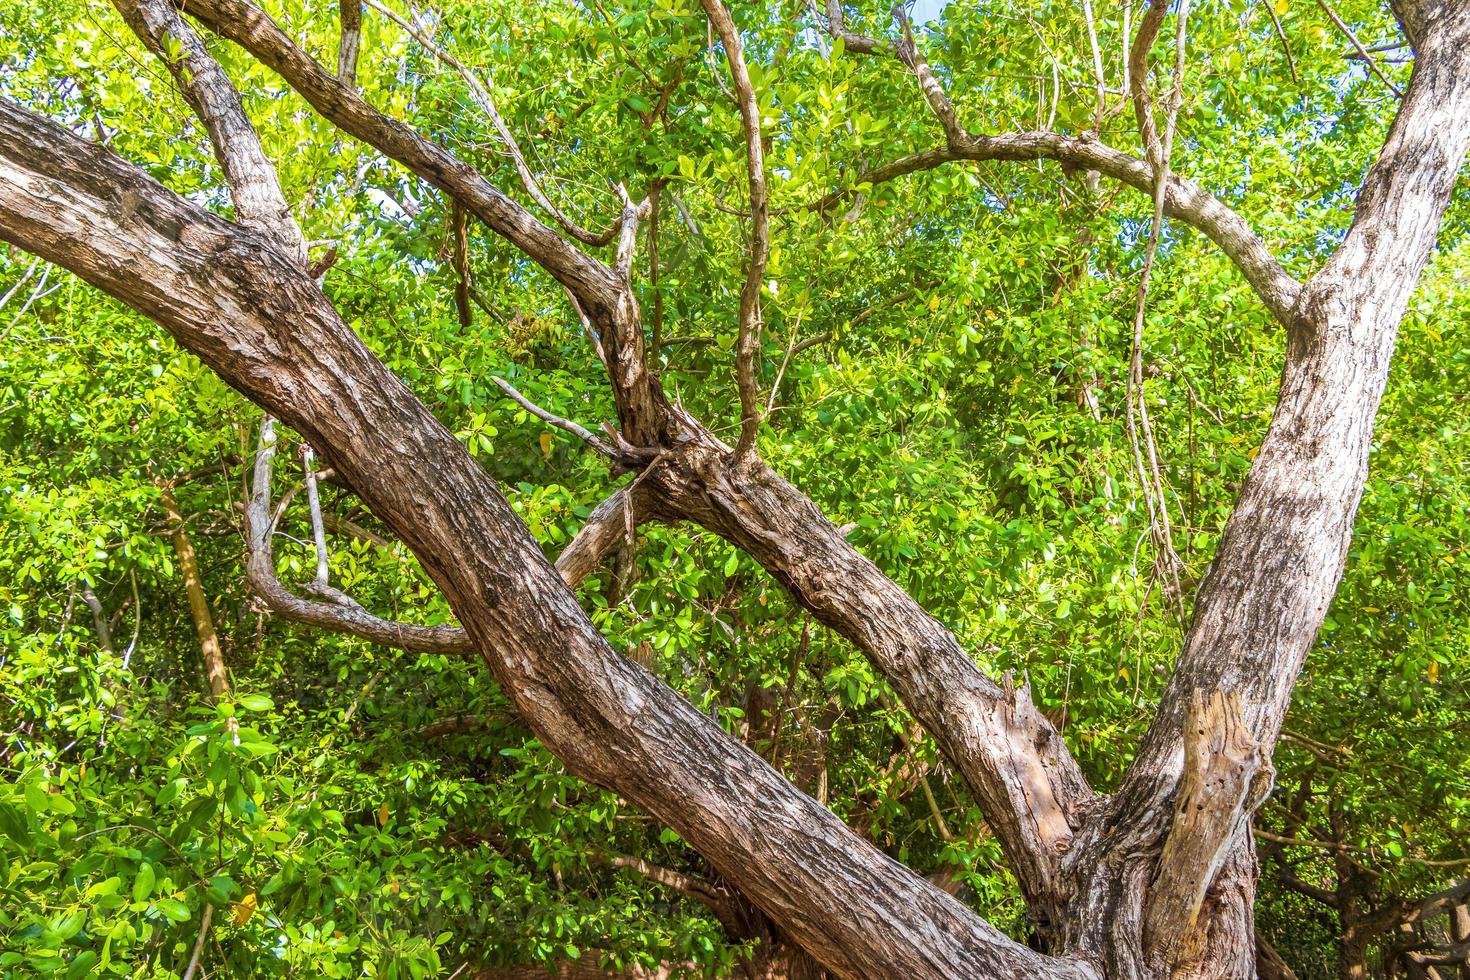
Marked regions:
[1145,690,1274,975]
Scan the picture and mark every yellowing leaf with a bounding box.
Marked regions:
[1274,0,1288,14]
[1429,660,1440,683]
[378,802,389,827]
[234,893,257,927]
[539,432,554,459]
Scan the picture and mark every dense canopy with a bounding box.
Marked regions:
[1,0,1468,977]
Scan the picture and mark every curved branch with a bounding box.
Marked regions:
[809,137,1301,325]
[244,419,640,655]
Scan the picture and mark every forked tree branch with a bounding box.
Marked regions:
[163,12,1097,898]
[0,100,1093,977]
[113,0,305,264]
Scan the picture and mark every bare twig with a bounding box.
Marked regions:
[1315,0,1404,97]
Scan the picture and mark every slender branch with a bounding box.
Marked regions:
[81,585,116,655]
[159,483,231,699]
[180,0,625,316]
[811,6,1300,325]
[1126,0,1191,606]
[892,7,964,145]
[452,202,473,330]
[820,0,885,55]
[1315,0,1405,97]
[1264,0,1299,84]
[300,444,331,590]
[246,418,476,654]
[700,0,768,462]
[180,903,213,980]
[491,376,620,461]
[1128,0,1169,167]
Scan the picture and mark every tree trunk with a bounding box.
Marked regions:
[3,0,1469,973]
[0,99,1091,980]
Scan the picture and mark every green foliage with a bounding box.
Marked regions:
[0,0,1465,976]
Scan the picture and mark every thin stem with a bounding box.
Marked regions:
[701,0,769,463]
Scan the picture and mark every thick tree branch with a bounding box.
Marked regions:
[337,0,362,86]
[179,0,672,444]
[113,0,304,264]
[1144,692,1272,973]
[1125,0,1470,806]
[0,98,1096,980]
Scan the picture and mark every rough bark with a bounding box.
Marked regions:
[170,0,1100,917]
[1056,8,1470,976]
[4,0,1469,972]
[0,98,1096,980]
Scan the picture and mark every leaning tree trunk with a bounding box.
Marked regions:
[0,98,1094,980]
[1051,12,1470,978]
[3,0,1470,973]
